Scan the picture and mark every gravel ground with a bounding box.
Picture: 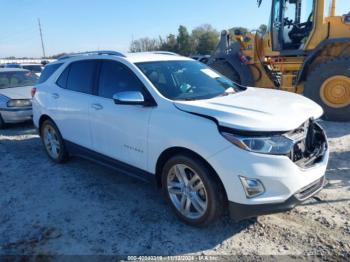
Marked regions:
[0,121,349,260]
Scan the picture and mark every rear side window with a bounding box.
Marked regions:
[38,63,63,84]
[66,60,97,94]
[56,66,70,88]
[98,60,145,99]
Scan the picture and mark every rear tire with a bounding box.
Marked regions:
[40,119,68,163]
[161,154,225,227]
[304,57,350,121]
[0,115,5,129]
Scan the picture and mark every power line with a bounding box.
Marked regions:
[38,18,46,58]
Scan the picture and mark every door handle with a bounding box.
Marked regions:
[91,103,103,110]
[52,93,60,99]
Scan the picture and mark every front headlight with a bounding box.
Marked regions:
[7,99,32,107]
[221,132,294,155]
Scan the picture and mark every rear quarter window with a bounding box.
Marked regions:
[38,63,63,84]
[56,66,70,88]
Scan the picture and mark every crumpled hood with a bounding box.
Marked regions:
[174,87,323,132]
[0,86,33,100]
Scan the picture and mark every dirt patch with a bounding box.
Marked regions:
[0,121,349,259]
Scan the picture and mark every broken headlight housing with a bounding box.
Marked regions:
[221,132,294,155]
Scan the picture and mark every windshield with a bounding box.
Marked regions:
[137,60,243,101]
[0,71,39,89]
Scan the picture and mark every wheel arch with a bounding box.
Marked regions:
[297,38,350,84]
[38,114,55,136]
[155,146,228,202]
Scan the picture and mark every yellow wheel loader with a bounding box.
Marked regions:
[208,0,350,121]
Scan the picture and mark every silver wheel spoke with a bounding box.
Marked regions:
[175,165,189,185]
[191,194,206,213]
[167,163,208,220]
[184,197,191,215]
[188,174,200,186]
[168,187,182,195]
[180,194,187,210]
[192,181,204,192]
[43,125,60,159]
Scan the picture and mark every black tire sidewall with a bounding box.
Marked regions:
[40,120,68,163]
[304,58,350,121]
[161,154,223,226]
[0,114,5,129]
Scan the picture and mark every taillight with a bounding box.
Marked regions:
[31,87,37,98]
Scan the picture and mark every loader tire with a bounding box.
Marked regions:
[304,57,350,122]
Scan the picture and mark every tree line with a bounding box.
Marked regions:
[6,24,267,59]
[129,24,267,56]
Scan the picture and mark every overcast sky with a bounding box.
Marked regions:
[0,0,348,57]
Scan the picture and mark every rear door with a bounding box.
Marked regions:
[53,60,98,149]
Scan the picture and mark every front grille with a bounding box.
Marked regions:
[287,120,327,168]
[295,176,326,201]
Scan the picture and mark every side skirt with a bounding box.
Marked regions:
[64,140,156,185]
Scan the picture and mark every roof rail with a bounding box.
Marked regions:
[58,50,126,60]
[152,51,179,56]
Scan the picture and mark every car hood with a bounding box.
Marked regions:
[174,87,323,132]
[0,86,33,100]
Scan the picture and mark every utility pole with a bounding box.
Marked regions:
[38,18,46,58]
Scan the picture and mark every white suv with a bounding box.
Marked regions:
[32,51,328,226]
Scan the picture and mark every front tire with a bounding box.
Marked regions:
[40,119,68,163]
[304,57,350,121]
[161,154,225,227]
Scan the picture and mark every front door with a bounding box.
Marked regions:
[271,0,283,51]
[89,60,153,171]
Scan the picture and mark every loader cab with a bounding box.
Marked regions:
[271,0,315,52]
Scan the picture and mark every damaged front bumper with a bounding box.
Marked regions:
[228,176,327,222]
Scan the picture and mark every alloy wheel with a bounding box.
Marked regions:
[167,164,208,219]
[43,125,61,159]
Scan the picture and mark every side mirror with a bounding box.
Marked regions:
[113,91,145,105]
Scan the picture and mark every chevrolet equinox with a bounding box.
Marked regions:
[32,51,328,226]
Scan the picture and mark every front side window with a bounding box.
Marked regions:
[137,60,242,101]
[66,60,97,94]
[98,60,145,99]
[0,71,38,89]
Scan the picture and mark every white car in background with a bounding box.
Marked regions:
[32,51,328,226]
[0,68,38,128]
[21,64,43,77]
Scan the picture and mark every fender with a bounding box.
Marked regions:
[297,37,350,84]
[209,40,255,87]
